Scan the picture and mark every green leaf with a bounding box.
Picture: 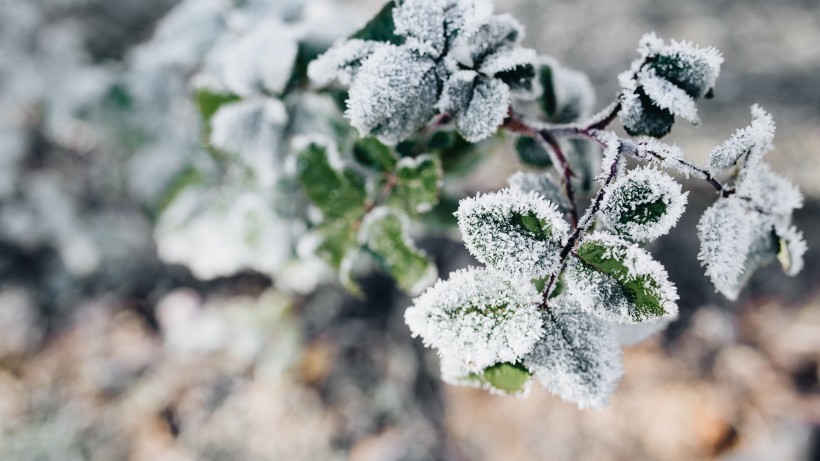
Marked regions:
[353,137,397,172]
[538,63,557,118]
[388,154,442,214]
[349,1,404,45]
[576,242,666,321]
[434,131,487,176]
[511,211,552,240]
[296,142,367,219]
[195,89,240,123]
[514,136,552,168]
[359,208,437,295]
[468,362,532,394]
[286,40,328,92]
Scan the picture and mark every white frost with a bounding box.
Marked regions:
[523,295,624,410]
[456,188,569,279]
[405,267,543,372]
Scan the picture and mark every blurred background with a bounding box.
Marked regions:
[0,0,819,459]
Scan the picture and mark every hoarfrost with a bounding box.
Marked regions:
[565,232,679,324]
[599,167,688,242]
[437,70,510,142]
[523,295,623,410]
[404,267,543,372]
[307,39,386,87]
[636,68,699,124]
[345,45,439,144]
[456,188,569,279]
[709,104,775,175]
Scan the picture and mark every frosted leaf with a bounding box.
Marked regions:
[523,295,624,410]
[709,104,775,175]
[450,13,523,69]
[565,232,679,324]
[405,267,543,371]
[358,207,438,295]
[619,33,722,137]
[507,171,569,211]
[308,39,387,87]
[697,196,773,300]
[610,317,672,346]
[440,354,533,396]
[456,188,569,279]
[619,84,675,138]
[736,162,802,219]
[143,0,229,70]
[393,0,448,56]
[210,98,287,188]
[636,68,699,124]
[222,19,299,96]
[345,45,439,144]
[635,32,723,99]
[437,70,510,142]
[600,167,688,242]
[775,224,806,277]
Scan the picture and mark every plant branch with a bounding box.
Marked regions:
[538,147,623,309]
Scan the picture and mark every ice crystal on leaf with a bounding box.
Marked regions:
[523,295,624,410]
[600,167,687,242]
[698,106,805,299]
[455,188,569,279]
[619,33,723,137]
[709,104,775,175]
[404,267,543,371]
[308,0,536,144]
[565,232,678,324]
[437,70,511,142]
[535,55,596,123]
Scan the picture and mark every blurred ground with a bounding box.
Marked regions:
[1,0,819,460]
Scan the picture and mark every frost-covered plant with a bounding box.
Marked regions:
[128,0,806,409]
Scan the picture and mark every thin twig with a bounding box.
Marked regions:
[538,148,623,309]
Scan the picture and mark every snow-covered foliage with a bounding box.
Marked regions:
[309,0,538,144]
[456,188,569,279]
[5,0,804,414]
[523,295,624,409]
[619,33,723,137]
[698,106,805,299]
[565,232,679,324]
[600,167,688,241]
[405,267,543,372]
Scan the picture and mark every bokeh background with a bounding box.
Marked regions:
[1,0,819,459]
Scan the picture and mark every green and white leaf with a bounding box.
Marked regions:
[388,154,442,214]
[295,139,367,220]
[565,232,678,323]
[405,267,543,371]
[599,167,687,242]
[359,207,437,295]
[441,355,533,396]
[456,188,569,279]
